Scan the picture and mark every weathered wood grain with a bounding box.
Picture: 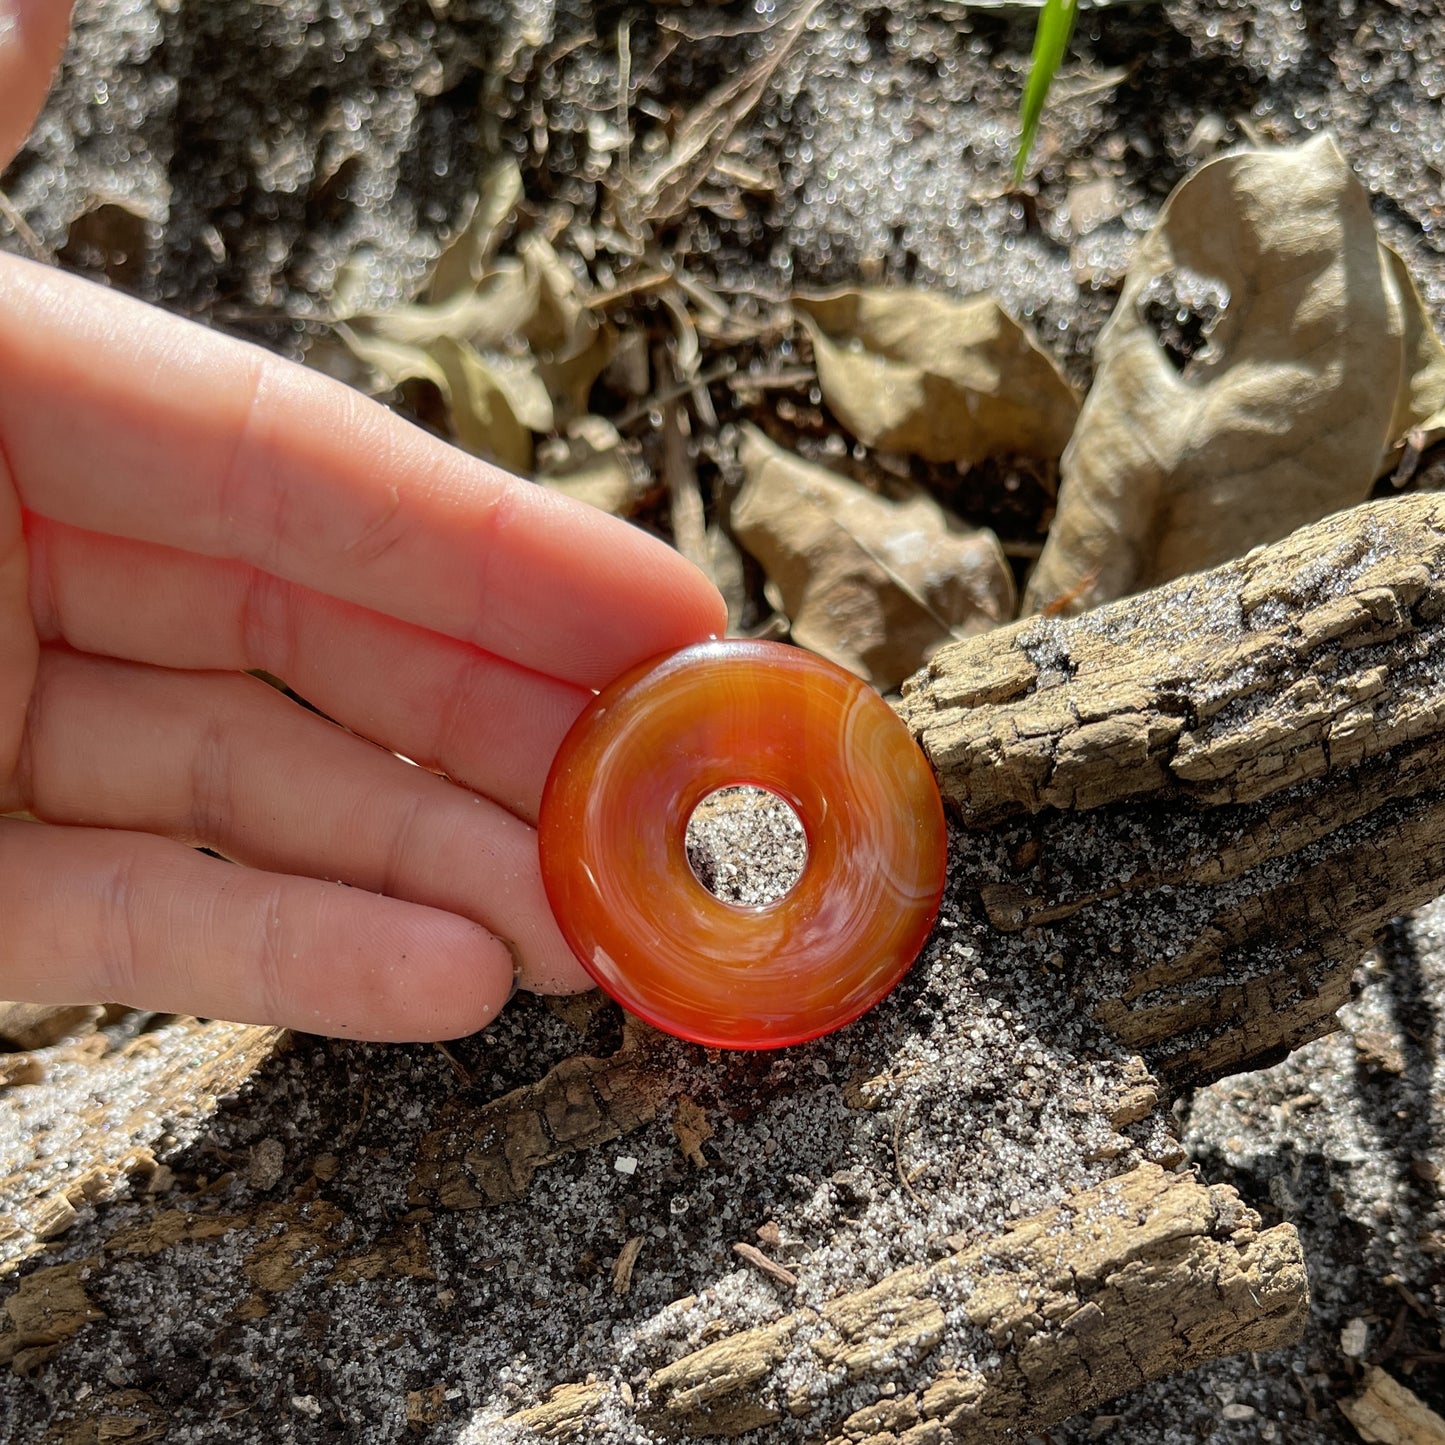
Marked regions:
[902,494,1445,1083]
[510,1163,1306,1441]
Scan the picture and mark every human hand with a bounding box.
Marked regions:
[0,0,727,1041]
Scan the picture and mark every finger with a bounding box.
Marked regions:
[29,518,590,822]
[0,0,64,774]
[0,472,37,781]
[0,256,727,687]
[0,0,73,168]
[0,818,515,1041]
[15,648,593,995]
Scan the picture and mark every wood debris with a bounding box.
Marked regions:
[1343,1367,1445,1445]
[612,1236,645,1295]
[732,1241,798,1290]
[672,1094,713,1169]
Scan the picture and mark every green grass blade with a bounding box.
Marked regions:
[1014,0,1080,185]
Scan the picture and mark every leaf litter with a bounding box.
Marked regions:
[1025,134,1445,615]
[732,426,1014,691]
[793,286,1080,466]
[304,130,1445,681]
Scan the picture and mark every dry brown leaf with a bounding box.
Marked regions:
[539,325,613,431]
[536,417,649,516]
[514,234,614,428]
[707,523,751,633]
[731,426,1014,691]
[1419,405,1445,439]
[672,1095,713,1169]
[330,325,446,393]
[1025,135,1438,614]
[431,339,549,475]
[426,158,523,304]
[327,171,612,479]
[516,234,590,355]
[794,288,1080,466]
[355,258,541,354]
[1384,245,1445,459]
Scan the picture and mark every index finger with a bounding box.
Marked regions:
[0,256,726,686]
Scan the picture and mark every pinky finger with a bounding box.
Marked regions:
[0,817,516,1041]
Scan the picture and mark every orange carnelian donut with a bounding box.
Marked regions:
[538,640,947,1049]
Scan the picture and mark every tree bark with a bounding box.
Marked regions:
[900,493,1445,1084]
[0,1018,281,1272]
[509,1163,1305,1443]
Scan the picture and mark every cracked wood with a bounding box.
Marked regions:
[901,494,1445,1082]
[509,1163,1306,1442]
[410,1018,668,1208]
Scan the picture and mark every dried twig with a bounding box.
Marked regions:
[732,1241,798,1290]
[0,190,47,263]
[626,0,825,230]
[612,1236,645,1295]
[892,1102,926,1209]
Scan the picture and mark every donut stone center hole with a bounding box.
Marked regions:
[684,786,808,905]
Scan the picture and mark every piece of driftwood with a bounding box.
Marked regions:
[511,1167,1312,1439]
[0,1017,282,1272]
[1342,1366,1445,1445]
[411,1017,669,1209]
[7,496,1445,1442]
[902,493,1445,1084]
[509,1163,1304,1442]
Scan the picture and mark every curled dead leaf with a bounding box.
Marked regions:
[426,158,523,304]
[1025,135,1445,615]
[320,325,447,396]
[1383,245,1445,464]
[350,256,541,355]
[732,427,1014,691]
[795,288,1079,466]
[514,233,614,430]
[323,167,612,476]
[431,339,550,475]
[536,417,651,517]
